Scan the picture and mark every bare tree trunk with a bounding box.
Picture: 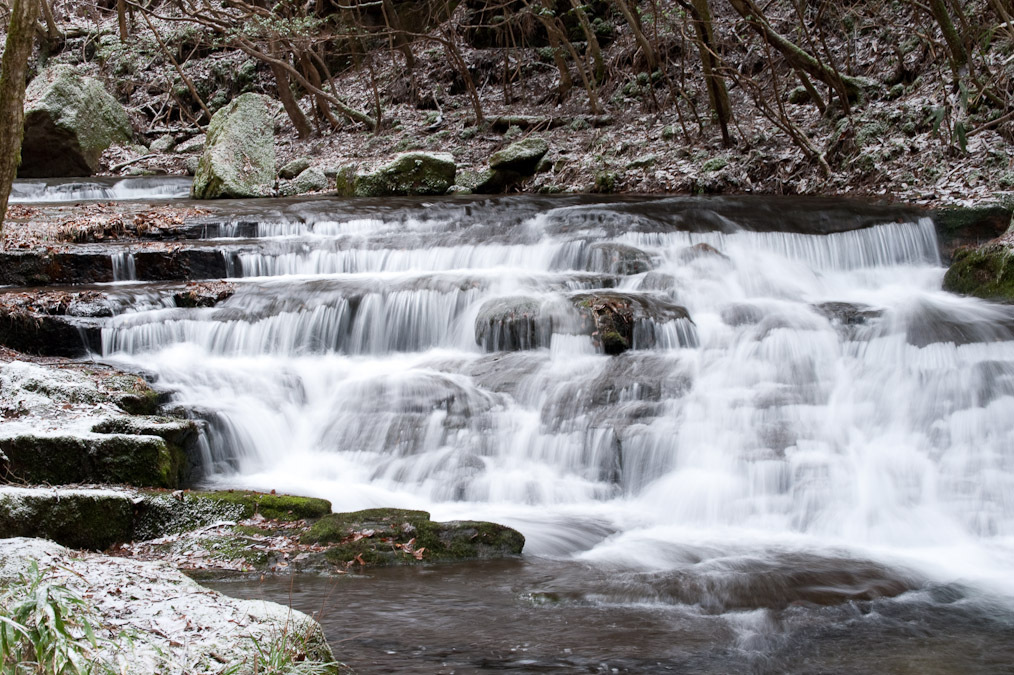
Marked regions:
[685,0,733,146]
[927,0,968,70]
[0,0,39,242]
[39,0,61,47]
[269,49,313,138]
[116,0,128,41]
[726,0,861,103]
[570,0,605,83]
[613,0,658,70]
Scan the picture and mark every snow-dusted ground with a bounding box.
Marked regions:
[0,537,336,673]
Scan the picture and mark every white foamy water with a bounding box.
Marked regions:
[10,177,192,203]
[99,200,1014,603]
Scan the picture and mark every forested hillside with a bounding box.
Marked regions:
[1,0,1012,203]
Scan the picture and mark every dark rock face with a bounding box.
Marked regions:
[814,302,883,326]
[474,296,550,351]
[572,292,696,354]
[943,242,1014,302]
[0,252,114,286]
[0,309,100,357]
[585,243,652,274]
[19,65,133,177]
[933,206,1013,263]
[474,293,696,354]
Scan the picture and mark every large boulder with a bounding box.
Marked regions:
[0,486,135,550]
[0,538,337,673]
[19,65,133,177]
[191,93,276,199]
[943,241,1014,302]
[349,152,457,197]
[489,137,549,174]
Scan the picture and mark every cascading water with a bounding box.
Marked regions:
[97,195,1014,670]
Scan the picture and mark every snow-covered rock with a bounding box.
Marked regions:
[0,537,337,674]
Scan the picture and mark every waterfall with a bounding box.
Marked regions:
[98,197,1014,599]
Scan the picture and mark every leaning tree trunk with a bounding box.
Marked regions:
[0,0,39,243]
[688,0,733,146]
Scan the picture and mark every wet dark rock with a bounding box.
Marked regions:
[571,292,695,354]
[585,243,652,274]
[19,65,133,177]
[638,271,676,291]
[814,302,883,326]
[0,252,114,286]
[943,242,1014,302]
[720,303,765,326]
[173,282,236,308]
[132,250,229,281]
[933,205,1013,263]
[648,552,917,612]
[0,309,100,357]
[0,487,135,550]
[474,296,550,351]
[677,242,729,262]
[301,508,525,567]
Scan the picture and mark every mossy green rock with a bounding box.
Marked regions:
[280,166,328,196]
[191,93,276,199]
[0,433,184,488]
[134,489,332,540]
[353,152,456,196]
[19,65,133,177]
[302,508,525,566]
[489,137,549,175]
[943,243,1014,302]
[279,157,312,179]
[0,487,135,550]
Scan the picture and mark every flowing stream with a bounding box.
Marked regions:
[91,194,1014,672]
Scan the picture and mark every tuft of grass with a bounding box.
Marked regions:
[0,561,115,675]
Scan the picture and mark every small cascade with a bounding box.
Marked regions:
[111,252,136,281]
[10,177,192,203]
[94,195,1014,606]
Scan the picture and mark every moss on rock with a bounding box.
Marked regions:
[489,137,549,174]
[943,243,1014,302]
[0,433,184,488]
[20,65,133,177]
[191,93,276,199]
[353,152,457,196]
[0,487,135,550]
[302,508,524,567]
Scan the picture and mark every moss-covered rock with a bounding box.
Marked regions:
[191,93,276,199]
[0,433,184,488]
[134,489,332,541]
[301,508,524,567]
[278,157,312,179]
[279,166,328,196]
[353,152,456,196]
[489,137,549,175]
[19,65,133,177]
[0,486,136,551]
[934,205,1013,262]
[943,242,1014,302]
[0,487,135,550]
